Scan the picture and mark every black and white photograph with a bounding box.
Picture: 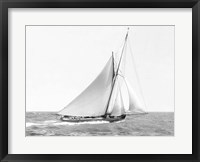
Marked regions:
[25,25,174,136]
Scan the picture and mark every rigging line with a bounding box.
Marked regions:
[113,32,127,59]
[127,38,148,111]
[117,73,125,78]
[104,29,129,116]
[119,86,125,114]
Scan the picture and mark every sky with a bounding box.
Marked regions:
[26,26,174,112]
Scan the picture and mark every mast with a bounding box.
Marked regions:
[104,28,129,116]
[116,28,129,75]
[112,52,115,79]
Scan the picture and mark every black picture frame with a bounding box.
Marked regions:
[0,0,199,161]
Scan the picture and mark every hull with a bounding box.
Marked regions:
[60,115,126,123]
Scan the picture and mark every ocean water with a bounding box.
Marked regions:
[26,112,174,136]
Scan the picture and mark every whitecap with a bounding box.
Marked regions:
[53,120,109,126]
[43,120,57,124]
[26,123,43,127]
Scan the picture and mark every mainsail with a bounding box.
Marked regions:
[58,57,114,116]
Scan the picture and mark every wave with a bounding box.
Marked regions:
[43,120,58,124]
[26,120,57,127]
[53,120,110,126]
[26,120,110,127]
[26,123,44,127]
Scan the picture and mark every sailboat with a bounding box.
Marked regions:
[57,28,146,122]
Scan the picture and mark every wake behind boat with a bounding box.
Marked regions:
[57,28,146,123]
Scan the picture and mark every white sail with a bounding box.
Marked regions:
[119,81,130,112]
[124,78,145,113]
[57,57,114,116]
[110,84,125,116]
[106,76,121,114]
